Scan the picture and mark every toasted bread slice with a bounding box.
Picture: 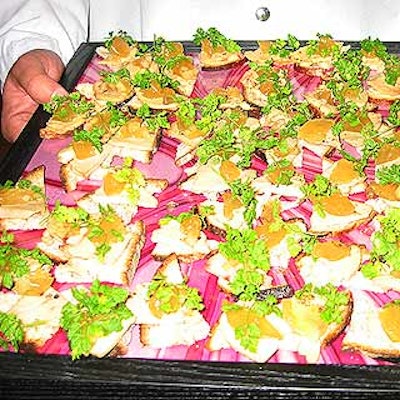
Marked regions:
[77,176,167,224]
[0,166,49,231]
[309,197,375,234]
[151,219,218,262]
[244,40,293,66]
[322,158,366,195]
[164,57,199,97]
[90,296,136,358]
[367,73,400,101]
[198,39,244,70]
[60,285,136,358]
[0,288,67,349]
[240,69,271,108]
[297,118,340,158]
[342,290,400,359]
[280,288,353,362]
[297,243,362,286]
[106,119,162,164]
[58,145,113,192]
[291,40,348,79]
[53,221,145,285]
[205,252,272,294]
[130,255,210,347]
[208,308,285,363]
[40,114,87,139]
[96,42,139,71]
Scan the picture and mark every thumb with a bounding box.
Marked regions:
[12,50,67,104]
[21,73,68,104]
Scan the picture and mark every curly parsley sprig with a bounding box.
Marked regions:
[0,312,24,352]
[73,126,105,153]
[295,283,350,324]
[100,68,131,84]
[222,298,281,352]
[136,104,170,131]
[0,231,52,290]
[147,273,204,315]
[268,34,300,58]
[43,92,94,119]
[61,280,133,360]
[229,179,258,227]
[193,27,241,53]
[219,228,270,300]
[104,30,136,49]
[361,208,400,277]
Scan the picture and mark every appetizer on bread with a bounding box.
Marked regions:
[295,118,339,158]
[0,166,49,231]
[96,30,138,70]
[280,283,352,362]
[0,288,67,351]
[254,200,306,268]
[193,27,244,70]
[347,208,400,292]
[41,92,94,139]
[240,61,295,109]
[38,203,145,285]
[301,175,374,234]
[60,280,136,359]
[291,34,345,79]
[297,240,362,287]
[342,291,400,359]
[180,158,256,200]
[127,71,182,111]
[77,158,168,224]
[322,158,366,195]
[205,227,271,297]
[366,164,400,211]
[151,210,218,262]
[244,35,299,66]
[130,254,210,347]
[208,297,288,363]
[0,231,53,295]
[106,106,164,164]
[76,68,134,110]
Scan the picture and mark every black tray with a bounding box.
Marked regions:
[1,41,400,399]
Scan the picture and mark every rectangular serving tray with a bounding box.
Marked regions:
[1,41,400,399]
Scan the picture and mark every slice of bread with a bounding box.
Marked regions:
[58,144,113,192]
[342,290,400,358]
[0,288,67,349]
[367,73,400,101]
[309,199,375,234]
[77,176,167,224]
[130,255,210,347]
[40,114,87,139]
[297,244,362,287]
[207,311,284,363]
[151,219,218,262]
[198,40,244,70]
[53,220,145,286]
[106,124,162,164]
[0,166,49,231]
[280,290,353,362]
[90,296,136,358]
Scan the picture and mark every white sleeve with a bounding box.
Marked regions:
[0,0,89,85]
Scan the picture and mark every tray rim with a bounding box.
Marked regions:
[2,40,400,397]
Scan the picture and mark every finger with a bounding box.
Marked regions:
[12,51,67,104]
[1,108,37,143]
[1,78,39,142]
[18,72,68,104]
